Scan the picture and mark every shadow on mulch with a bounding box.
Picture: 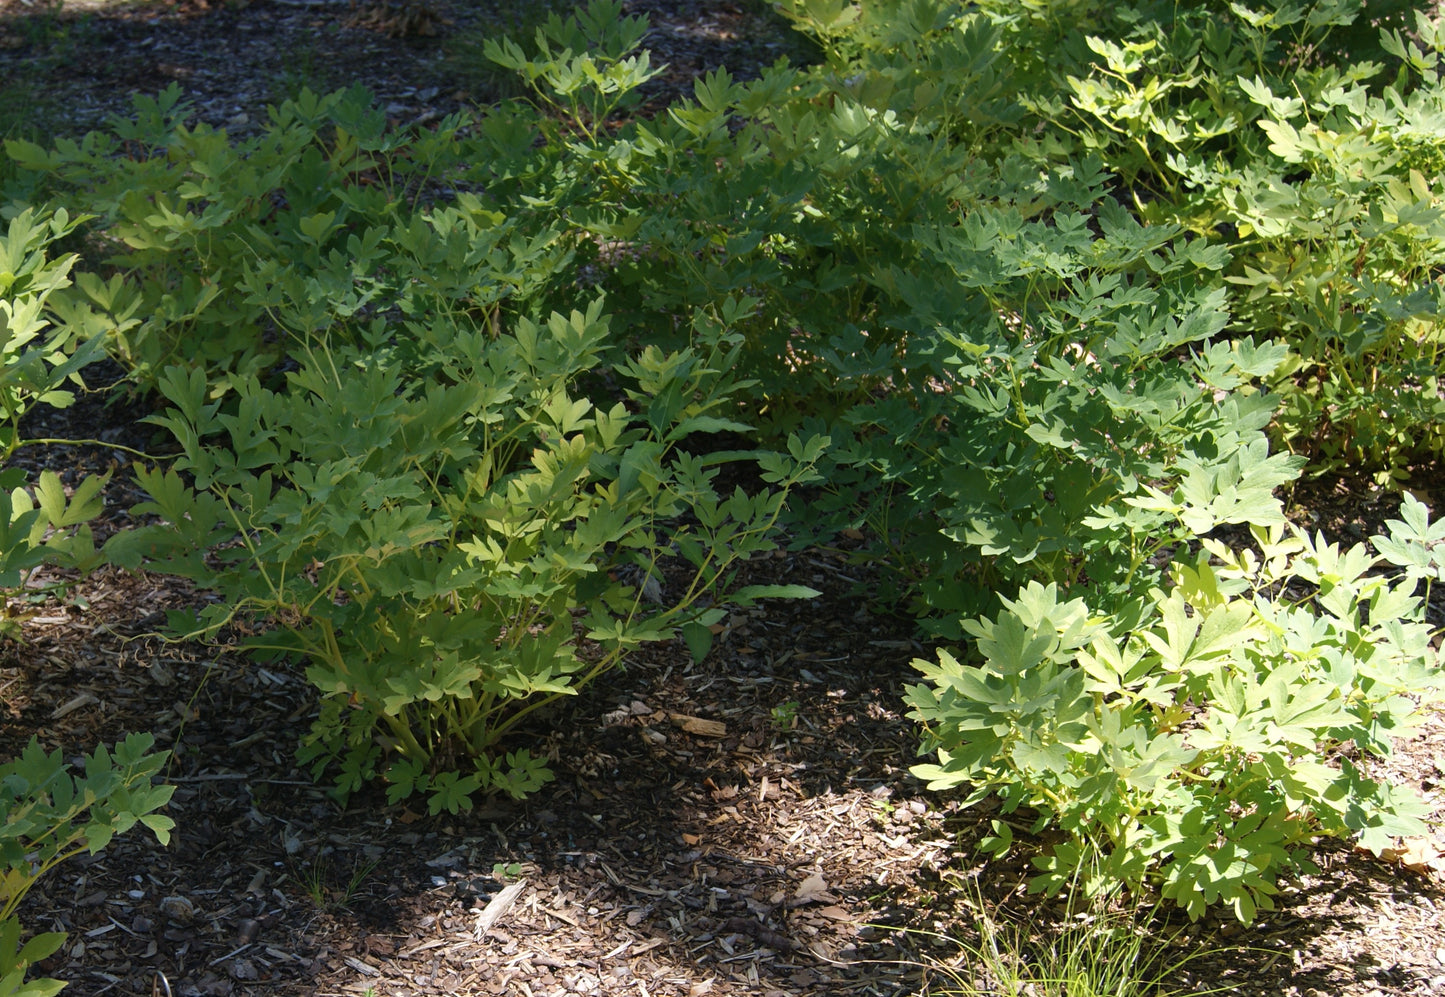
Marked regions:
[3,539,954,995]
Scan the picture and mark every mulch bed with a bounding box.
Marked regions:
[5,544,948,997]
[1,2,1444,995]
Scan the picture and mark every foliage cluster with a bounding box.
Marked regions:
[0,0,1440,960]
[0,734,173,997]
[907,497,1443,921]
[0,208,112,628]
[0,205,172,996]
[963,0,1445,483]
[105,298,825,808]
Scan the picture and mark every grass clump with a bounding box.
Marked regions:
[913,873,1234,997]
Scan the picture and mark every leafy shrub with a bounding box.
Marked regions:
[959,0,1445,481]
[0,208,107,461]
[5,0,1439,927]
[905,495,1445,922]
[4,85,567,397]
[0,733,174,997]
[797,189,1300,626]
[481,0,662,142]
[468,0,1307,633]
[0,207,115,633]
[0,208,161,997]
[443,1,1289,635]
[107,297,825,811]
[1219,12,1445,480]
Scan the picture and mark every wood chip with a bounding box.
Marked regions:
[50,692,98,719]
[474,880,527,940]
[243,869,266,897]
[341,956,380,977]
[669,713,727,738]
[397,938,448,959]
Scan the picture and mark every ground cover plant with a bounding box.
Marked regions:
[0,0,1443,994]
[964,0,1445,483]
[0,734,173,997]
[0,194,175,997]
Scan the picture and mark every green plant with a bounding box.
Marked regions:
[770,700,800,731]
[964,0,1445,482]
[0,207,110,463]
[295,854,378,913]
[9,1,1443,932]
[459,0,1306,633]
[0,199,166,997]
[0,733,174,997]
[822,225,1294,626]
[492,861,523,881]
[441,0,577,104]
[912,867,1229,997]
[0,206,121,633]
[107,297,826,812]
[481,0,661,143]
[1218,11,1445,481]
[5,85,530,397]
[905,494,1445,922]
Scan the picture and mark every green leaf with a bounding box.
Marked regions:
[138,814,175,846]
[681,620,715,663]
[727,584,820,605]
[13,931,65,969]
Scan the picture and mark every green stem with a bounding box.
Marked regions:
[382,709,428,762]
[11,437,168,461]
[0,842,87,922]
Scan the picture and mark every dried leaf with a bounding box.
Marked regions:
[794,871,830,904]
[227,959,258,981]
[158,895,195,923]
[1379,837,1445,875]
